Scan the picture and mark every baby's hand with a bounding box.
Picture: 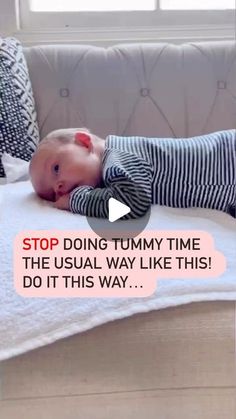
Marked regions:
[54,194,70,211]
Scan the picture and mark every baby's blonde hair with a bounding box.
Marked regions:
[40,127,91,147]
[29,127,91,174]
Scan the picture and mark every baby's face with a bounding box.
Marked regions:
[30,133,103,201]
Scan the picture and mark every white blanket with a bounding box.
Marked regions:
[0,181,235,361]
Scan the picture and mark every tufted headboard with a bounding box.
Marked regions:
[23,41,236,140]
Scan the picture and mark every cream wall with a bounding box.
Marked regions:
[0,0,18,36]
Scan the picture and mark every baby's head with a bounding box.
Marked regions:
[30,128,104,201]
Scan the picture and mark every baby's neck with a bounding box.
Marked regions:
[93,135,106,159]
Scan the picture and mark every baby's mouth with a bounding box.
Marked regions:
[54,185,76,201]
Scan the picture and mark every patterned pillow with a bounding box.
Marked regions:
[0,37,39,177]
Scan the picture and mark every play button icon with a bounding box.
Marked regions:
[86,180,151,240]
[108,198,130,222]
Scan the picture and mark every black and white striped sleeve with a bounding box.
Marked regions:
[69,149,153,219]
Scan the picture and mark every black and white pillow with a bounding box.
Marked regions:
[0,37,39,178]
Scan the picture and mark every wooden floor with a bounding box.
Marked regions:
[0,301,235,418]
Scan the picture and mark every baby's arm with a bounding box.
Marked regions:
[56,150,153,219]
[70,165,152,219]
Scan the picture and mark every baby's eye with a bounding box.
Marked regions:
[53,164,59,174]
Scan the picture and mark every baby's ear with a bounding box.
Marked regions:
[74,132,92,150]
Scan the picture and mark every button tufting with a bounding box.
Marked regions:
[217,81,227,90]
[60,88,70,97]
[140,87,150,97]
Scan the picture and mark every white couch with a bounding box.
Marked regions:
[24,41,236,140]
[0,41,235,419]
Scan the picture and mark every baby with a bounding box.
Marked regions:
[30,128,236,219]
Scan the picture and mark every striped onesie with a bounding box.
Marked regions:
[70,130,236,219]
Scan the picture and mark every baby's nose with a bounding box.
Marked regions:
[55,181,66,197]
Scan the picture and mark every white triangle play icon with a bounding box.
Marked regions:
[108,198,131,222]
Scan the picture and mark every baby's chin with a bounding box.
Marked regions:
[38,190,55,202]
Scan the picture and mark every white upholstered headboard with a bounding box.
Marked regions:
[23,41,236,140]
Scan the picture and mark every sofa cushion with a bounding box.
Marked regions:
[23,41,236,140]
[0,37,39,178]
